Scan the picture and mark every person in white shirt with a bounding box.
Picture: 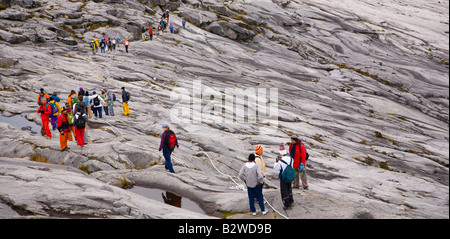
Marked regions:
[274,144,294,210]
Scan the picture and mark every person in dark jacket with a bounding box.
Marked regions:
[158,123,179,173]
[121,87,130,116]
[57,107,71,151]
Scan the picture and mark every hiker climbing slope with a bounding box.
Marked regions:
[289,136,309,190]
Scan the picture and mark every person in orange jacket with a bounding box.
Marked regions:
[57,107,71,151]
[37,96,52,138]
[149,28,153,41]
[123,39,129,53]
[37,88,50,106]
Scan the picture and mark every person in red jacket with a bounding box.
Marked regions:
[57,107,71,151]
[289,136,308,190]
[37,97,52,139]
[149,28,153,41]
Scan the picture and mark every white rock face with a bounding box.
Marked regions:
[0,0,448,219]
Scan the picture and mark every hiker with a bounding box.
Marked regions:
[90,39,96,55]
[107,38,112,52]
[101,91,109,116]
[169,23,174,34]
[78,87,85,98]
[84,91,93,119]
[94,37,99,52]
[49,96,62,131]
[73,107,88,147]
[123,39,129,53]
[89,91,105,119]
[65,103,75,143]
[182,18,186,29]
[158,25,163,35]
[158,123,179,173]
[100,39,106,53]
[112,37,117,51]
[141,26,146,40]
[239,153,268,216]
[37,88,50,106]
[57,107,71,151]
[67,90,78,108]
[289,136,309,190]
[121,87,130,116]
[73,95,87,116]
[149,28,153,41]
[116,34,121,48]
[107,90,115,116]
[37,97,52,139]
[254,145,266,177]
[274,144,294,209]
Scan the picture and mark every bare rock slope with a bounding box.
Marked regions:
[0,0,448,219]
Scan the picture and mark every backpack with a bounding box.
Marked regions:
[74,113,86,129]
[90,41,95,48]
[71,96,79,107]
[67,112,74,125]
[126,91,131,101]
[112,93,117,101]
[279,158,296,184]
[50,103,58,115]
[300,142,310,162]
[165,130,178,150]
[93,96,100,106]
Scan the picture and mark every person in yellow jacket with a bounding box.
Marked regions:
[49,96,61,131]
[94,37,99,52]
[254,145,266,177]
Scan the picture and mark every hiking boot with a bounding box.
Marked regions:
[262,210,268,215]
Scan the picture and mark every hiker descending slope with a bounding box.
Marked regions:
[239,153,268,216]
[169,23,174,34]
[274,144,294,210]
[123,39,129,53]
[158,123,179,173]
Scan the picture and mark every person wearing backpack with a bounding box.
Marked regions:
[289,136,309,190]
[158,123,179,173]
[49,96,61,131]
[57,107,71,151]
[88,91,105,119]
[121,87,130,116]
[274,144,294,210]
[169,23,174,34]
[73,108,89,147]
[239,153,268,216]
[37,88,50,106]
[67,90,78,108]
[37,97,52,139]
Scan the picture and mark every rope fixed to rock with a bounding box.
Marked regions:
[97,119,289,219]
[201,151,289,219]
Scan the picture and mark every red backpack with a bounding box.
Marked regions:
[165,130,178,150]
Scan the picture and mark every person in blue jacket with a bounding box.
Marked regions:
[169,23,174,34]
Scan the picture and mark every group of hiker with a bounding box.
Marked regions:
[90,34,130,54]
[239,137,309,215]
[36,87,131,151]
[90,10,188,54]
